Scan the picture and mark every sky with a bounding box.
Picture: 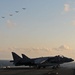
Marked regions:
[0,0,75,60]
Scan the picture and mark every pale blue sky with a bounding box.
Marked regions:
[0,0,75,59]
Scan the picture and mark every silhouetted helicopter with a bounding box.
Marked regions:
[22,8,26,10]
[9,14,13,16]
[1,7,26,19]
[15,11,19,13]
[2,16,5,18]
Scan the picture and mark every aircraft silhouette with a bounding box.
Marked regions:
[11,52,74,69]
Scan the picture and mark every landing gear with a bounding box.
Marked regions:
[43,66,46,68]
[33,65,46,69]
[36,65,41,69]
[52,65,60,69]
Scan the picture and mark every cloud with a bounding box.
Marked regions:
[53,45,72,51]
[0,44,74,59]
[61,3,70,15]
[6,47,51,58]
[64,4,70,12]
[61,2,75,15]
[58,45,71,50]
[6,20,17,28]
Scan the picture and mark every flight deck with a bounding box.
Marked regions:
[0,67,74,75]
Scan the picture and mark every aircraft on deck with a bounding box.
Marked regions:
[11,52,74,69]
